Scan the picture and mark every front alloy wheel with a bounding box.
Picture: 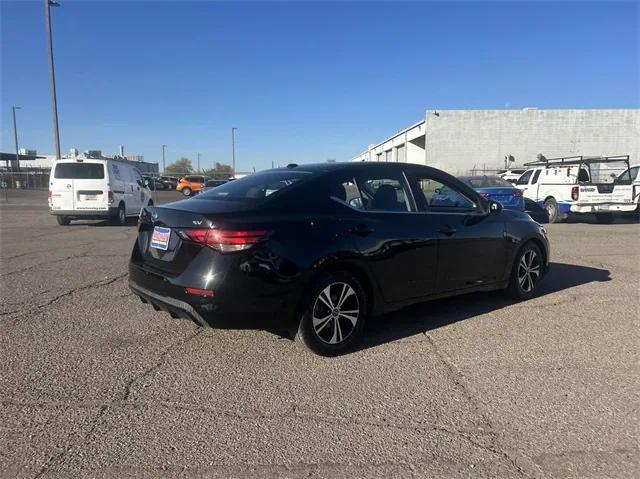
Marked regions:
[297,273,366,356]
[518,249,541,293]
[507,242,543,300]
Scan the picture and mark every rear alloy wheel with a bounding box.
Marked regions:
[56,215,70,226]
[182,187,192,197]
[297,273,366,356]
[544,197,561,223]
[507,242,543,300]
[595,214,615,224]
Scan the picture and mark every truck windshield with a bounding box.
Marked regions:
[54,163,105,179]
[588,161,630,184]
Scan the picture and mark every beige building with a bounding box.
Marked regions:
[353,109,640,175]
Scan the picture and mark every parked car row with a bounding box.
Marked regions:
[139,175,230,196]
[176,176,230,196]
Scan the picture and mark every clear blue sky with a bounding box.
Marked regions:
[1,1,638,171]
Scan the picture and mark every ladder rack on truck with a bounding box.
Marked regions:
[524,155,631,167]
[515,155,634,223]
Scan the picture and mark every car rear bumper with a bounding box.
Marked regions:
[129,280,209,327]
[570,203,636,213]
[128,260,298,331]
[50,207,119,218]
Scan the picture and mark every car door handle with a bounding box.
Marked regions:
[349,224,374,236]
[439,225,457,236]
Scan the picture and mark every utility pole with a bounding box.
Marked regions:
[45,0,62,160]
[231,127,238,176]
[12,105,21,170]
[162,144,166,173]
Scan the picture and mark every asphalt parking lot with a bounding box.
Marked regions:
[1,190,638,478]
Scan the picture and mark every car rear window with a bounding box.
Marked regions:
[462,176,513,188]
[198,171,311,201]
[54,163,105,179]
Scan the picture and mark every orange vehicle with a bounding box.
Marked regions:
[176,175,209,196]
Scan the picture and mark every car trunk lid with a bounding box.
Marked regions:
[136,200,258,275]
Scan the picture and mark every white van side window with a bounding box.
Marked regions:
[112,163,122,180]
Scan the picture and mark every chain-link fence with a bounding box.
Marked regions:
[0,169,50,190]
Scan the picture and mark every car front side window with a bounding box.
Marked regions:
[412,176,476,211]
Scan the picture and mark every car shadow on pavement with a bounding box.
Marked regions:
[355,262,611,353]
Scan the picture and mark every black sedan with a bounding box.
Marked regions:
[129,162,549,356]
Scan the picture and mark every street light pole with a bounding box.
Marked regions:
[12,106,21,170]
[197,152,200,173]
[162,144,166,173]
[44,0,62,160]
[231,127,238,176]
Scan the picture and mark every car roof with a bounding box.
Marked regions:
[271,161,445,175]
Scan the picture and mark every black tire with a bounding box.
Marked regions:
[182,187,192,197]
[296,272,367,356]
[544,197,561,223]
[56,215,70,226]
[506,242,544,300]
[111,203,127,226]
[595,214,615,224]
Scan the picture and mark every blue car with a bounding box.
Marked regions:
[458,176,525,211]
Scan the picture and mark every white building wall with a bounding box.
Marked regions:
[426,109,640,175]
[353,109,640,175]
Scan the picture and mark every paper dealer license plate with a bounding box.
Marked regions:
[150,226,171,251]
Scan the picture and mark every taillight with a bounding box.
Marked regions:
[108,191,114,203]
[47,190,52,200]
[479,192,489,197]
[571,186,579,201]
[178,228,267,252]
[185,287,214,297]
[513,189,523,197]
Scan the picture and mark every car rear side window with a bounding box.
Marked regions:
[54,163,104,179]
[330,180,364,209]
[353,173,413,212]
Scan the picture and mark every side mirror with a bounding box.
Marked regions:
[488,200,503,215]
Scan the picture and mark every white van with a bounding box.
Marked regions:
[515,155,635,223]
[48,158,153,225]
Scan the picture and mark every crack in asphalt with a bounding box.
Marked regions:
[0,252,129,277]
[423,332,539,479]
[32,404,109,479]
[4,395,520,475]
[28,328,204,478]
[0,272,129,318]
[122,329,203,401]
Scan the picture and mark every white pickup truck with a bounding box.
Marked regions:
[515,155,635,223]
